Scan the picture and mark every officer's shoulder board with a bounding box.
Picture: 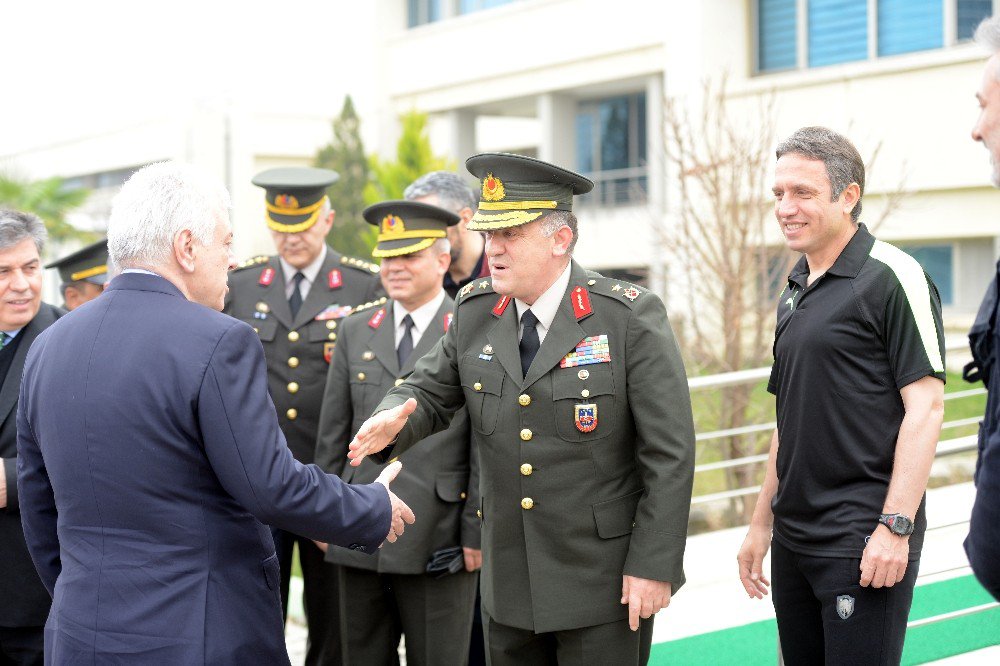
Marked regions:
[584,273,647,309]
[231,255,271,272]
[340,255,380,275]
[456,277,496,306]
[347,296,388,319]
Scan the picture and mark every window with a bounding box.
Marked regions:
[756,0,995,73]
[576,93,647,207]
[459,0,515,14]
[898,244,954,305]
[408,0,442,28]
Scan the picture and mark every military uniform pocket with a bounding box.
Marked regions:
[552,362,616,441]
[592,489,642,539]
[461,363,504,435]
[435,471,470,503]
[245,318,277,342]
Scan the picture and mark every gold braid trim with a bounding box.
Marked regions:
[372,237,437,258]
[468,210,543,230]
[70,264,108,281]
[266,195,328,216]
[477,200,558,210]
[377,229,447,242]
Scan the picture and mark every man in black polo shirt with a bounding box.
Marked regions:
[737,127,946,665]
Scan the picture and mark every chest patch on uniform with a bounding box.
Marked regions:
[324,342,336,364]
[315,304,353,321]
[443,312,454,332]
[492,296,511,317]
[328,269,342,289]
[368,308,386,329]
[259,267,275,286]
[570,286,593,319]
[560,334,610,368]
[575,403,598,433]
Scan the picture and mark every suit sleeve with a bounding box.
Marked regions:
[375,309,466,458]
[621,296,695,591]
[15,342,60,595]
[314,322,353,475]
[199,321,391,552]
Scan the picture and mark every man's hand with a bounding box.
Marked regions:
[737,524,772,599]
[463,547,482,572]
[374,461,416,544]
[348,399,418,467]
[620,575,671,631]
[860,525,908,588]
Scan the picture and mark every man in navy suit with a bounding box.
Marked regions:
[0,209,62,665]
[15,162,415,664]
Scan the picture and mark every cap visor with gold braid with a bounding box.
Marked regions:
[45,237,109,285]
[363,200,460,258]
[251,167,339,233]
[465,153,594,231]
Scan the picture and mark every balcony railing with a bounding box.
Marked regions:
[577,166,648,208]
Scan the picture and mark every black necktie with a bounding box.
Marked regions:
[288,272,305,317]
[519,310,540,378]
[397,314,415,369]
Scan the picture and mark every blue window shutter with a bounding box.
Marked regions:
[809,0,868,67]
[878,0,943,56]
[958,0,994,41]
[758,0,797,72]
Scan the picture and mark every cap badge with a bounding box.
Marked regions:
[381,214,404,234]
[274,194,299,210]
[482,173,505,202]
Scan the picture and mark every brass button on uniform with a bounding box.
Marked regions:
[288,331,300,342]
[362,351,374,361]
[581,389,590,398]
[520,463,533,476]
[476,509,482,519]
[394,378,405,387]
[326,320,337,330]
[460,492,467,500]
[287,382,299,394]
[518,394,531,406]
[286,408,298,420]
[328,332,337,341]
[357,372,366,381]
[474,382,483,391]
[520,429,532,441]
[521,497,534,510]
[288,356,299,368]
[253,327,259,334]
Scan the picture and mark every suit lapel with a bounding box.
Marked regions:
[292,249,341,330]
[487,303,522,388]
[400,296,453,376]
[261,260,293,329]
[0,305,57,425]
[369,301,399,377]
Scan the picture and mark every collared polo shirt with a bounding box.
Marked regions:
[767,224,945,559]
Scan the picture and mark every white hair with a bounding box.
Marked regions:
[539,210,578,254]
[431,237,451,256]
[108,162,231,268]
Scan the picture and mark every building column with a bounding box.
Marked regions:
[444,109,477,164]
[537,93,576,169]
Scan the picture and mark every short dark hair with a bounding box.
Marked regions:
[775,126,865,223]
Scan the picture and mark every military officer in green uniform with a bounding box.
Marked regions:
[224,167,382,666]
[314,200,480,666]
[346,154,696,665]
[45,237,109,310]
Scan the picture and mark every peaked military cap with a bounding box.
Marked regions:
[251,167,339,234]
[45,237,109,285]
[363,200,459,258]
[465,152,594,231]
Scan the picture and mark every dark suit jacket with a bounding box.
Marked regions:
[224,247,382,464]
[376,262,696,633]
[315,296,479,574]
[0,302,61,628]
[16,274,390,664]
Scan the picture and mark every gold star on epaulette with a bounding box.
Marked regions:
[350,296,388,315]
[612,284,622,292]
[479,280,489,289]
[459,282,475,299]
[341,255,380,273]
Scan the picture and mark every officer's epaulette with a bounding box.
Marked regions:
[349,296,388,316]
[231,255,271,272]
[340,255,380,274]
[456,277,496,304]
[584,273,647,308]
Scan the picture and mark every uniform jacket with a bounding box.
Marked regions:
[965,259,1000,600]
[0,302,62,628]
[375,262,696,633]
[315,295,480,574]
[16,273,390,664]
[224,247,382,464]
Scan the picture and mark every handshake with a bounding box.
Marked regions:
[316,460,415,553]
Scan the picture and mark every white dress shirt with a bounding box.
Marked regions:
[394,289,447,349]
[279,246,328,301]
[514,261,572,344]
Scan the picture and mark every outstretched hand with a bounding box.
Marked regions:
[374,461,416,545]
[348,399,418,467]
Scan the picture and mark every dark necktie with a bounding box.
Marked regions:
[519,310,540,378]
[288,272,305,317]
[397,314,415,369]
[0,332,10,349]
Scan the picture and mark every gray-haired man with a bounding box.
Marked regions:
[0,209,62,665]
[965,15,1000,601]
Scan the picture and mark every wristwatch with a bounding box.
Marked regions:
[878,513,915,537]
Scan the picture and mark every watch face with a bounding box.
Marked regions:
[890,515,914,536]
